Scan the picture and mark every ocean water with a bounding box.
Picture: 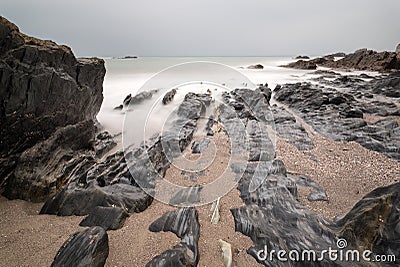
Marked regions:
[97,57,315,134]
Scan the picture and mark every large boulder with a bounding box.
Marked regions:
[51,226,109,267]
[396,43,400,54]
[0,16,106,201]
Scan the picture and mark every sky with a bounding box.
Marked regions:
[1,0,399,57]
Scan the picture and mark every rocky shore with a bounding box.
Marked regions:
[0,16,399,267]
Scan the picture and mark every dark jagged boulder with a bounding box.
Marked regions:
[0,16,105,156]
[162,88,177,105]
[169,185,202,206]
[248,64,264,69]
[191,138,210,154]
[0,16,106,201]
[51,226,109,267]
[295,55,310,59]
[79,206,129,230]
[147,207,200,267]
[335,183,400,263]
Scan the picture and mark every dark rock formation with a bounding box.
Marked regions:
[79,206,129,230]
[191,138,210,154]
[147,207,200,267]
[162,88,177,105]
[274,82,400,160]
[396,44,400,54]
[335,183,400,263]
[282,57,329,70]
[324,49,400,72]
[295,55,310,59]
[41,92,211,215]
[327,52,346,57]
[51,226,109,267]
[248,64,264,69]
[272,106,313,151]
[123,89,159,107]
[169,185,202,206]
[0,16,106,201]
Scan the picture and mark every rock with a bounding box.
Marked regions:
[282,57,330,70]
[162,88,177,105]
[113,104,123,110]
[123,89,158,106]
[396,43,400,54]
[205,115,215,136]
[191,138,210,154]
[335,182,400,264]
[169,185,202,206]
[327,52,346,57]
[51,226,109,267]
[295,55,310,59]
[79,206,129,230]
[0,16,105,157]
[147,207,200,267]
[274,82,400,160]
[247,64,264,69]
[325,49,400,71]
[0,16,106,201]
[272,106,313,151]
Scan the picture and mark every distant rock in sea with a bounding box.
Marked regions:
[396,43,400,53]
[120,55,138,59]
[247,64,264,69]
[295,55,310,59]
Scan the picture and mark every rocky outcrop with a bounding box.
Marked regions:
[284,48,400,72]
[396,44,400,54]
[295,55,310,59]
[147,207,200,267]
[0,16,106,201]
[274,81,400,160]
[325,49,400,72]
[51,226,109,267]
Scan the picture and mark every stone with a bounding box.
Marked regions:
[51,226,109,267]
[79,206,129,230]
[295,55,310,59]
[396,43,400,54]
[0,16,106,201]
[247,64,264,69]
[147,207,200,267]
[162,88,177,105]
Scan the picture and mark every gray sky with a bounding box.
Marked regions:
[2,0,399,57]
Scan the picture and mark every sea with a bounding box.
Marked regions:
[97,56,315,135]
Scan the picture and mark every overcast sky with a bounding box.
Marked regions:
[1,0,399,57]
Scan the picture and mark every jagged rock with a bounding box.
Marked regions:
[324,49,400,72]
[79,206,129,230]
[274,82,400,160]
[147,207,200,267]
[335,182,400,263]
[3,121,94,202]
[396,44,400,54]
[191,138,210,154]
[162,88,177,105]
[41,92,210,216]
[123,89,159,107]
[205,115,215,136]
[169,185,202,206]
[288,174,328,202]
[327,52,346,57]
[247,64,264,69]
[51,226,109,267]
[0,16,105,157]
[272,106,313,151]
[0,16,106,201]
[94,131,117,158]
[295,55,310,59]
[282,57,329,70]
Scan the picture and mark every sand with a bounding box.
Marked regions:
[0,128,399,266]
